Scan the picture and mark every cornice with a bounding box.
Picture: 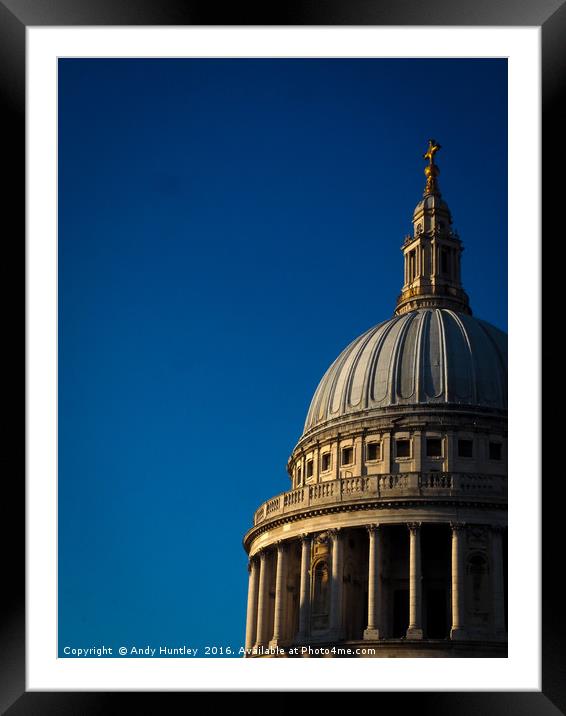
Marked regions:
[243,498,507,553]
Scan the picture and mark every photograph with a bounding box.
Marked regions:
[57,57,507,660]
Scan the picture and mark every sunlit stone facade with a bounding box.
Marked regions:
[242,141,507,658]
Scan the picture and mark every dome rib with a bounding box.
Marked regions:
[446,309,477,404]
[365,318,398,407]
[341,326,379,414]
[414,309,426,403]
[438,309,450,403]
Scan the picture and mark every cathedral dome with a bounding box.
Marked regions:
[303,308,507,436]
[244,141,508,660]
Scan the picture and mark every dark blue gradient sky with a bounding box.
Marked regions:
[58,58,507,656]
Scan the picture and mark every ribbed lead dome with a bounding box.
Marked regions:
[303,308,507,435]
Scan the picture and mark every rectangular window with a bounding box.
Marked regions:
[341,447,353,465]
[367,442,380,461]
[396,439,410,458]
[306,459,314,478]
[458,439,473,458]
[297,467,302,483]
[489,442,502,460]
[426,438,442,457]
[321,453,331,472]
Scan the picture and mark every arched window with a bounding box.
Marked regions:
[311,560,330,631]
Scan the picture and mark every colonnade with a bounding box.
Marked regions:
[245,522,506,653]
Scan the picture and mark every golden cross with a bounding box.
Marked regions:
[423,139,441,165]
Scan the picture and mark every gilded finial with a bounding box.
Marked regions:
[423,139,441,196]
[423,139,441,165]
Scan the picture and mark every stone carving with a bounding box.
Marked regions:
[450,521,466,532]
[468,525,488,547]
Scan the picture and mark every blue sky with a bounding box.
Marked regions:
[58,58,507,657]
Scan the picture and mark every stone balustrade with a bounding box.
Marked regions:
[252,472,506,526]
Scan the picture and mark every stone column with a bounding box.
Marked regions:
[297,534,312,640]
[270,541,288,647]
[244,556,260,654]
[364,524,382,640]
[491,525,507,639]
[255,549,270,648]
[406,522,423,639]
[329,528,344,639]
[450,522,467,640]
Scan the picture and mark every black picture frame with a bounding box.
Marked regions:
[8,0,557,711]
